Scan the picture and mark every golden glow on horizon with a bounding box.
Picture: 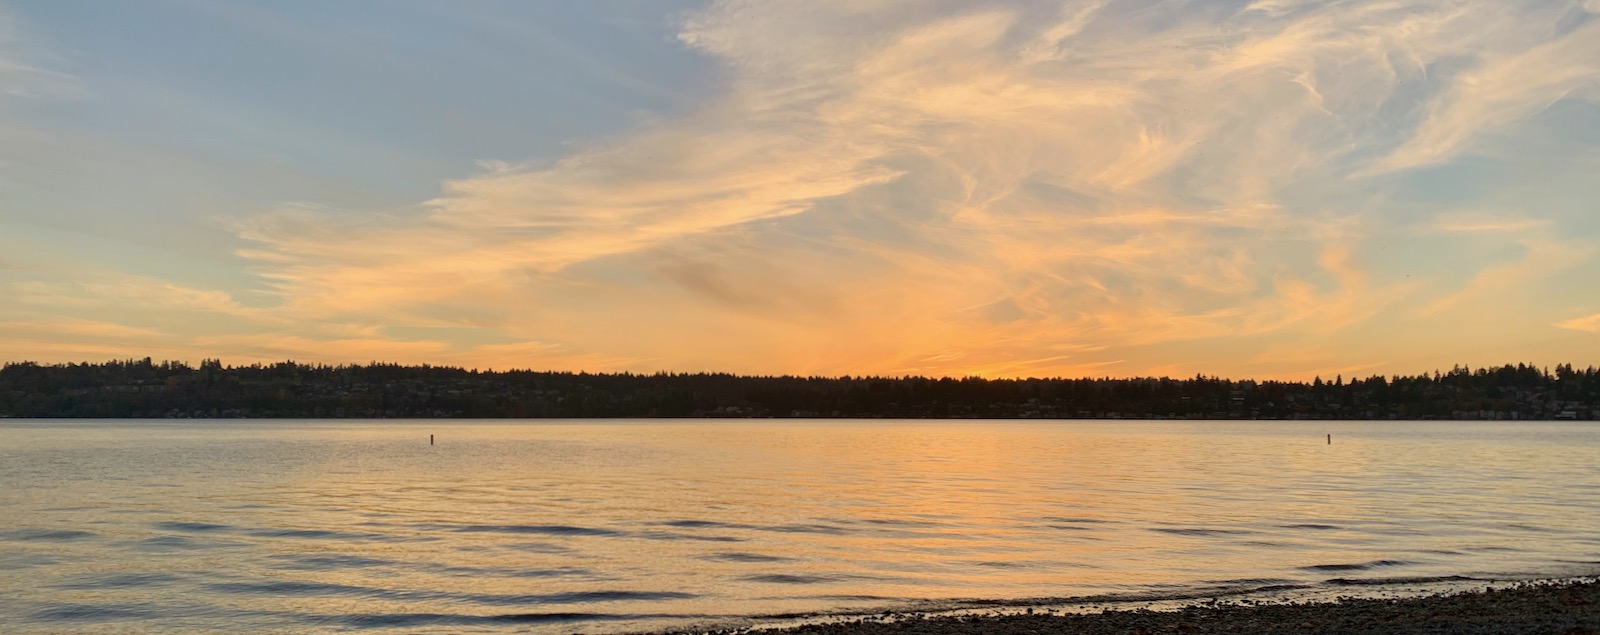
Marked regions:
[3,0,1599,381]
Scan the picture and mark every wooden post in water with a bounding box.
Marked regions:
[1327,434,1331,445]
[430,434,434,446]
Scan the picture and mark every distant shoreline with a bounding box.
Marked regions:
[678,579,1600,635]
[4,359,1597,420]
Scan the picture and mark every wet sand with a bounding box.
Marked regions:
[692,579,1599,635]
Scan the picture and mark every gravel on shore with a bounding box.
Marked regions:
[691,579,1600,635]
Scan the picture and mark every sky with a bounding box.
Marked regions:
[2,0,1599,380]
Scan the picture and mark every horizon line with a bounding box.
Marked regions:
[4,357,1591,385]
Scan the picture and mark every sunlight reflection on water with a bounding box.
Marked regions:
[2,419,1598,633]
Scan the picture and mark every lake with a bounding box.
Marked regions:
[2,419,1597,633]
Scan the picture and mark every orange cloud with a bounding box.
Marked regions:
[1559,313,1600,334]
[10,0,1595,380]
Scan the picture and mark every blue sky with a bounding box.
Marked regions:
[3,0,1599,379]
[5,1,709,280]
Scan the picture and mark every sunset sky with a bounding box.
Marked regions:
[3,0,1599,380]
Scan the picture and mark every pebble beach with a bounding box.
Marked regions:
[691,579,1600,635]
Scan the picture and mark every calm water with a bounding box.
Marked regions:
[2,419,1598,633]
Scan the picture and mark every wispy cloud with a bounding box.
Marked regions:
[1415,211,1593,316]
[1558,312,1600,333]
[8,276,268,321]
[10,0,1597,377]
[1372,6,1600,173]
[224,0,1600,376]
[0,7,80,101]
[0,318,164,341]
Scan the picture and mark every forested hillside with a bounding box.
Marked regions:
[2,359,1597,420]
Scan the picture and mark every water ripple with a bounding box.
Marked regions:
[1326,575,1480,585]
[447,524,622,537]
[1299,559,1410,572]
[1,529,96,542]
[637,530,746,542]
[265,554,397,570]
[53,572,181,590]
[424,564,593,579]
[246,528,390,540]
[1150,528,1252,536]
[661,519,751,529]
[153,521,233,532]
[132,535,240,550]
[330,611,685,628]
[32,603,158,622]
[206,579,696,606]
[764,524,851,535]
[699,552,792,563]
[1041,517,1115,525]
[743,574,836,584]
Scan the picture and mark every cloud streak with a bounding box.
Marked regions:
[0,7,79,101]
[1559,312,1600,333]
[9,0,1600,378]
[225,0,1600,376]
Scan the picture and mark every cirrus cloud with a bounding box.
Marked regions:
[19,0,1600,378]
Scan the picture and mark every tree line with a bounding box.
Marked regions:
[1,358,1597,420]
